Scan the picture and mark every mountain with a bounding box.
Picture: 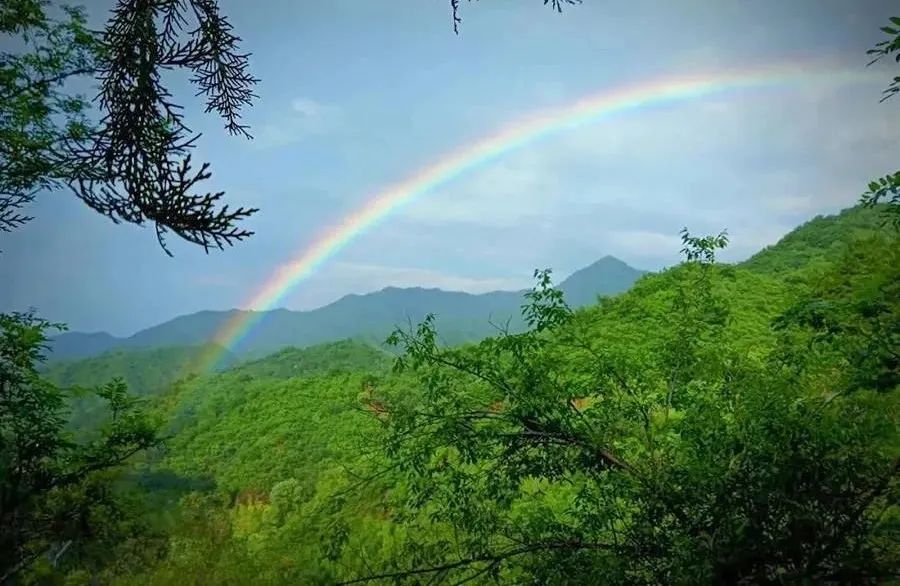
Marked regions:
[42,344,236,431]
[229,339,392,380]
[740,205,887,275]
[47,331,122,360]
[559,255,647,307]
[48,256,646,361]
[43,344,237,397]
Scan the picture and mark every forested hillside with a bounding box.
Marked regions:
[10,204,894,585]
[42,345,236,396]
[740,205,890,275]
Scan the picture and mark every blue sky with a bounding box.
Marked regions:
[2,0,899,335]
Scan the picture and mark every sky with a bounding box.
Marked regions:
[2,0,899,336]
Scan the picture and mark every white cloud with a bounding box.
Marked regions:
[252,97,341,149]
[605,230,682,262]
[290,97,327,117]
[399,153,565,227]
[370,72,899,274]
[326,261,529,293]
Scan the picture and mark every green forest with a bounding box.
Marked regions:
[2,1,899,585]
[4,204,898,584]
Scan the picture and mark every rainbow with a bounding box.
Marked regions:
[194,60,880,373]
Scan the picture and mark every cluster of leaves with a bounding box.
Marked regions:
[228,340,393,381]
[862,15,900,227]
[0,0,99,234]
[69,0,260,254]
[0,311,161,583]
[104,345,412,584]
[23,206,894,585]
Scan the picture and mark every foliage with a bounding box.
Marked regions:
[0,0,98,234]
[114,347,412,584]
[43,345,227,397]
[228,340,393,381]
[24,205,897,584]
[740,205,887,277]
[0,0,259,254]
[363,221,899,584]
[42,344,234,433]
[862,15,900,227]
[4,11,899,584]
[0,311,161,582]
[867,16,900,102]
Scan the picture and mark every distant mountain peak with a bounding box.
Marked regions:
[559,256,647,307]
[49,255,646,362]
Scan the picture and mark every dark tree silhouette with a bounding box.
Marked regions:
[1,0,583,253]
[1,0,259,255]
[67,0,261,255]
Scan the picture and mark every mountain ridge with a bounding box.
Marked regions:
[48,256,647,361]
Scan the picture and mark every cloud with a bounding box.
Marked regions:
[605,230,683,262]
[398,152,565,228]
[290,97,327,117]
[325,261,530,293]
[300,70,894,283]
[384,73,898,272]
[251,97,342,149]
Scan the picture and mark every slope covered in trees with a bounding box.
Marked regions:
[15,203,894,585]
[740,205,889,276]
[227,340,393,380]
[43,345,236,397]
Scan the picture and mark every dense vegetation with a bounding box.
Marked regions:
[3,204,896,584]
[0,313,160,583]
[42,346,236,398]
[2,2,899,584]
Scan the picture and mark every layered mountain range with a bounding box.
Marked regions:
[49,255,646,362]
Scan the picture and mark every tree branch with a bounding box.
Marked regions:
[338,539,612,584]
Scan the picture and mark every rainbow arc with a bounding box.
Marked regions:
[192,62,879,373]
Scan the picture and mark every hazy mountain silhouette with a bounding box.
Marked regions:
[48,256,647,361]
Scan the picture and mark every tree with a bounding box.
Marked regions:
[0,311,160,582]
[862,16,900,226]
[348,231,898,584]
[0,0,259,254]
[0,0,580,254]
